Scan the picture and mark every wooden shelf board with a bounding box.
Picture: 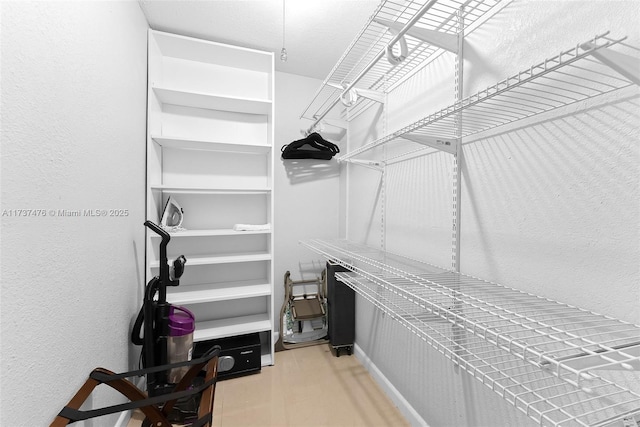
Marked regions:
[166,281,271,305]
[150,253,271,268]
[193,314,271,342]
[153,86,271,115]
[151,135,271,154]
[150,185,271,195]
[152,30,273,73]
[150,228,271,238]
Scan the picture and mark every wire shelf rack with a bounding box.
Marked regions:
[301,238,640,426]
[300,0,502,130]
[339,32,638,162]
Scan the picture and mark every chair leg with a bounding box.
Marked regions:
[50,377,100,427]
[92,368,170,426]
[159,359,206,416]
[51,347,221,427]
[50,368,172,427]
[160,355,219,424]
[198,357,219,427]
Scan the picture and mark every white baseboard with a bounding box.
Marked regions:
[353,343,429,427]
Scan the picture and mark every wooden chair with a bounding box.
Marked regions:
[51,345,220,427]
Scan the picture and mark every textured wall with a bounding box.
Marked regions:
[347,0,639,425]
[274,71,342,335]
[0,2,148,425]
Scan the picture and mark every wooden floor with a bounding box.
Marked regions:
[129,344,409,426]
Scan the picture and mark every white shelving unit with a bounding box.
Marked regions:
[146,30,275,366]
[300,0,640,425]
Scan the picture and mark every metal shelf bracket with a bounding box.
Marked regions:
[320,117,348,131]
[304,116,348,136]
[327,82,386,106]
[342,158,384,172]
[374,18,459,54]
[353,88,386,104]
[398,134,458,155]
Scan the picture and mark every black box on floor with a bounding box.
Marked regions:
[193,333,261,380]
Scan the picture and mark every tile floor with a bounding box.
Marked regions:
[129,344,409,426]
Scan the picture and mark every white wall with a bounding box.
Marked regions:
[347,1,639,425]
[0,2,148,425]
[274,71,343,337]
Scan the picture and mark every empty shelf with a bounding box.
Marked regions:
[150,253,271,268]
[340,32,637,162]
[149,228,271,238]
[150,184,271,194]
[153,86,271,115]
[301,239,640,395]
[194,314,271,342]
[151,135,271,154]
[335,270,640,427]
[166,280,271,305]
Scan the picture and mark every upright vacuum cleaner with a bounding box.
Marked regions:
[131,220,188,397]
[51,221,219,426]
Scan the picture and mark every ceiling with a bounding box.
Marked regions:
[138,0,381,81]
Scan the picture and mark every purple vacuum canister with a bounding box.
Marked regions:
[169,306,195,336]
[167,306,195,383]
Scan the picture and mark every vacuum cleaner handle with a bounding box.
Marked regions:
[144,220,171,294]
[144,220,170,242]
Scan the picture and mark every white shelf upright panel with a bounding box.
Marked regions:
[146,30,275,366]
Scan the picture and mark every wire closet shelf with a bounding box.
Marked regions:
[302,239,640,427]
[339,32,638,163]
[299,0,502,131]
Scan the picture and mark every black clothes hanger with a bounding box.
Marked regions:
[281,132,340,160]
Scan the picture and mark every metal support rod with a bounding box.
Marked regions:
[373,17,459,53]
[450,7,465,374]
[381,72,388,253]
[451,7,464,273]
[326,83,386,104]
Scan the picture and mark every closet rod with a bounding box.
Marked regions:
[304,0,441,135]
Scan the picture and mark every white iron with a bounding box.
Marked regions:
[161,197,184,230]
